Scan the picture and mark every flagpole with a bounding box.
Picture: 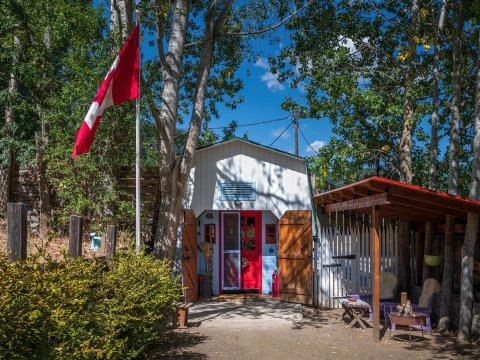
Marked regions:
[135,9,142,253]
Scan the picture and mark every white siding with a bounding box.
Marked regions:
[262,211,278,294]
[186,139,312,219]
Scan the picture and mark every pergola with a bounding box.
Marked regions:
[314,176,480,341]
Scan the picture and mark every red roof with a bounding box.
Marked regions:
[314,176,480,223]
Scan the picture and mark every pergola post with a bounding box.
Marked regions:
[372,205,380,342]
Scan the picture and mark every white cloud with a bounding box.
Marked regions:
[261,72,285,92]
[337,36,370,57]
[254,58,270,70]
[306,140,326,154]
[254,57,285,92]
[271,127,290,139]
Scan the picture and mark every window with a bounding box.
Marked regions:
[220,181,256,201]
[204,224,216,244]
[265,224,277,244]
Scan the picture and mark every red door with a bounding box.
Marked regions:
[240,211,261,291]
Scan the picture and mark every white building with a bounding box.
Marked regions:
[182,137,313,299]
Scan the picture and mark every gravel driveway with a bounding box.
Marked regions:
[144,298,480,360]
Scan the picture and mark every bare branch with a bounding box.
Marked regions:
[224,0,314,37]
[155,0,171,72]
[214,0,233,36]
[0,24,33,42]
[180,0,216,177]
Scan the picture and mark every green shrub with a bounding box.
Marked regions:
[0,249,182,360]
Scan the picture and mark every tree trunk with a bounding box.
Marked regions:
[153,166,183,261]
[35,27,52,238]
[36,130,50,239]
[438,214,455,331]
[399,0,420,185]
[150,0,191,256]
[3,34,19,213]
[396,0,419,297]
[110,0,133,45]
[422,221,434,283]
[152,0,234,261]
[458,213,479,342]
[428,0,447,189]
[397,219,411,296]
[458,27,480,343]
[448,0,464,196]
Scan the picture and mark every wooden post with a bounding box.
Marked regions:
[6,147,15,202]
[7,202,27,262]
[415,231,423,285]
[372,205,380,342]
[106,224,117,259]
[69,215,83,257]
[423,221,434,283]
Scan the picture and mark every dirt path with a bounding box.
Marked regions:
[144,299,479,360]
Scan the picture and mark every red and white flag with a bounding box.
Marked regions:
[73,26,139,159]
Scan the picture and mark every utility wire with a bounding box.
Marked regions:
[299,124,320,155]
[269,119,294,147]
[209,114,291,129]
[174,114,292,138]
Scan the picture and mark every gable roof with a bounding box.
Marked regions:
[195,137,306,162]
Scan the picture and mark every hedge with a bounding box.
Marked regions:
[0,249,183,359]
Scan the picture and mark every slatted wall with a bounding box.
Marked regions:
[315,212,398,309]
[7,167,159,233]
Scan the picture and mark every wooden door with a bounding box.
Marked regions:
[240,211,261,291]
[278,210,312,305]
[182,209,198,303]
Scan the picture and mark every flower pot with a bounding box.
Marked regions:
[424,255,443,267]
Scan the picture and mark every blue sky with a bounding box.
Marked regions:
[97,1,332,158]
[211,51,333,158]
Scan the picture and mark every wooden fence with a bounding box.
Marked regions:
[314,212,399,309]
[2,167,160,234]
[6,202,118,262]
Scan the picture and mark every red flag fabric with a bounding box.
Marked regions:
[73,25,139,159]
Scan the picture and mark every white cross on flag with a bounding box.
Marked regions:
[73,25,139,159]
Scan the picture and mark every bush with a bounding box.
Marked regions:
[0,249,182,360]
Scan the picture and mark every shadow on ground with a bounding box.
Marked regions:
[144,300,480,360]
[141,330,208,360]
[189,298,334,330]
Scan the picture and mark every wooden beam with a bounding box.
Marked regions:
[324,193,390,213]
[372,205,380,342]
[340,188,355,199]
[330,192,343,202]
[385,202,446,222]
[389,194,467,219]
[352,186,369,196]
[382,185,480,215]
[379,207,441,223]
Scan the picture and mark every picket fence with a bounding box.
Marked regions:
[314,212,398,309]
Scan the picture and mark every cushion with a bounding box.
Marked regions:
[418,278,441,307]
[380,272,398,299]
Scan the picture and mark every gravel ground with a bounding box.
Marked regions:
[144,299,480,360]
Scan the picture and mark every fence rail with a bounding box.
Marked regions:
[315,212,398,309]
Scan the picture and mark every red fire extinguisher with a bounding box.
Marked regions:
[272,269,279,298]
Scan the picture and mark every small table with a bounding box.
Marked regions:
[337,299,371,329]
[389,312,426,343]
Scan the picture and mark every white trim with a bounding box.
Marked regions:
[195,138,306,162]
[221,212,241,290]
